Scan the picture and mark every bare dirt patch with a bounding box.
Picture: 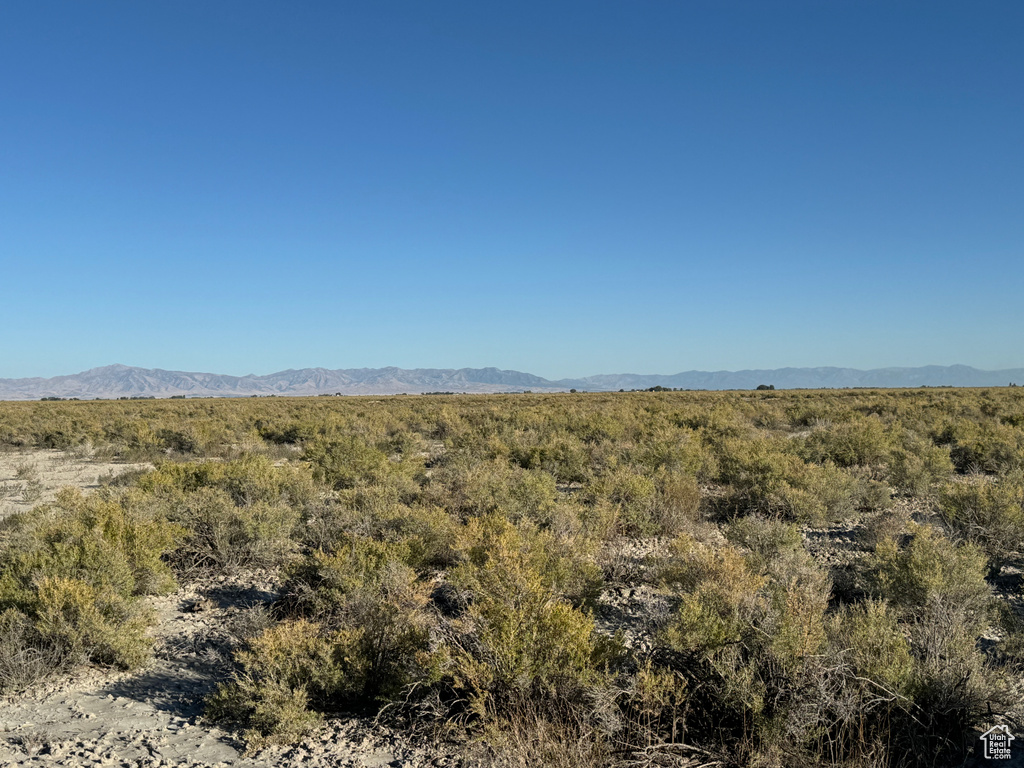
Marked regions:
[0,449,151,520]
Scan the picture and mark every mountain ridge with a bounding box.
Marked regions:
[1,364,1023,400]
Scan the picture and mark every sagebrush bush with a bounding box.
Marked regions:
[0,607,69,691]
[938,418,1024,474]
[448,515,611,719]
[0,488,179,683]
[829,599,913,694]
[939,478,1024,574]
[302,434,394,489]
[717,437,859,522]
[423,457,558,525]
[164,488,300,572]
[725,515,802,570]
[656,535,834,764]
[303,492,458,571]
[137,455,313,572]
[211,534,443,749]
[866,523,990,625]
[888,432,953,495]
[802,416,892,469]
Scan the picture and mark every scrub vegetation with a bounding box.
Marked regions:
[1,387,1023,767]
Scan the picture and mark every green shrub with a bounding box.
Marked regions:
[802,416,892,468]
[164,488,301,572]
[725,515,802,573]
[940,419,1024,474]
[659,536,768,655]
[206,620,338,750]
[866,523,990,626]
[829,599,912,694]
[656,535,833,764]
[302,435,393,489]
[423,458,558,524]
[509,432,592,484]
[32,576,153,668]
[448,515,610,718]
[304,491,459,571]
[456,514,602,609]
[586,467,701,538]
[0,489,179,682]
[212,535,443,750]
[140,453,317,508]
[718,438,859,522]
[888,433,953,496]
[136,454,315,572]
[0,488,179,602]
[939,479,1024,574]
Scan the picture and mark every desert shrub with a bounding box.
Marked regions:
[802,416,892,468]
[102,418,161,458]
[457,514,602,610]
[863,505,914,549]
[447,517,612,722]
[0,607,70,691]
[303,490,459,571]
[903,597,1008,763]
[140,453,317,508]
[583,467,701,538]
[0,489,179,682]
[206,620,338,750]
[866,524,991,636]
[939,479,1024,574]
[423,458,558,524]
[472,702,614,768]
[629,428,717,480]
[725,515,802,571]
[655,535,833,764]
[888,432,954,496]
[659,536,768,655]
[718,438,859,523]
[509,432,592,484]
[584,468,655,537]
[138,455,314,572]
[816,600,915,766]
[651,468,702,535]
[302,435,393,489]
[30,576,154,668]
[938,419,1024,474]
[164,488,301,572]
[0,488,179,601]
[829,599,913,694]
[155,420,230,456]
[212,535,443,749]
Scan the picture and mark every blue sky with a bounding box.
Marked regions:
[2,1,1022,379]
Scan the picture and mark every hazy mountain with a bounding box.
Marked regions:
[1,363,1023,400]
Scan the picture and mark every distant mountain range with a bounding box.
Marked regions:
[1,364,1023,400]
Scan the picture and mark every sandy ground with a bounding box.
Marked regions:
[0,573,461,767]
[0,449,151,520]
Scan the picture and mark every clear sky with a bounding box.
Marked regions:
[2,1,1022,379]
